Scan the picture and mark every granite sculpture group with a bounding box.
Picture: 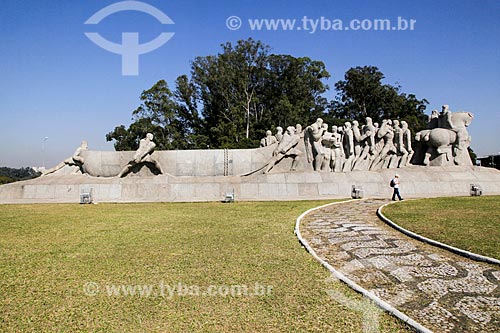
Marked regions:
[249,105,474,174]
[41,105,474,178]
[3,104,500,203]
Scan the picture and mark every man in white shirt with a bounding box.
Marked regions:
[391,174,403,201]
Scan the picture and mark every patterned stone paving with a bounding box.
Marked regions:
[300,199,500,333]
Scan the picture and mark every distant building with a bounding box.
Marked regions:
[477,154,500,170]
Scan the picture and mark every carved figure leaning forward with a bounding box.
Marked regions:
[304,118,326,171]
[263,126,302,174]
[43,140,88,176]
[118,133,164,177]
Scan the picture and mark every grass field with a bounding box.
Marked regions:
[0,201,414,333]
[383,196,500,259]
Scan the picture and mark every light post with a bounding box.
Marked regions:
[42,137,48,170]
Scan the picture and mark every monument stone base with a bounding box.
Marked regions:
[1,166,499,204]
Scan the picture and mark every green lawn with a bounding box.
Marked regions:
[382,196,500,259]
[0,201,414,333]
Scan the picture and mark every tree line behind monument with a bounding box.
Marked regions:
[106,38,430,152]
[0,167,41,184]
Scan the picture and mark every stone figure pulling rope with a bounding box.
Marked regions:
[117,133,164,177]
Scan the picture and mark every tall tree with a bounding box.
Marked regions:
[106,80,189,150]
[262,55,330,131]
[191,38,269,147]
[107,38,331,150]
[330,66,428,131]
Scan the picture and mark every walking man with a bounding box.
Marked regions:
[391,174,403,201]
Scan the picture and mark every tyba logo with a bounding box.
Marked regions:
[84,1,175,76]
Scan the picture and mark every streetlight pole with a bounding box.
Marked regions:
[42,137,48,170]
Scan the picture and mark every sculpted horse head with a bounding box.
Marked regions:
[451,111,474,128]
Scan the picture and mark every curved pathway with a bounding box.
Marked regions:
[299,199,500,333]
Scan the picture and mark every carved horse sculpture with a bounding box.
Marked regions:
[415,111,474,166]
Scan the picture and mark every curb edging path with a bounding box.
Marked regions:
[377,201,500,266]
[296,199,500,333]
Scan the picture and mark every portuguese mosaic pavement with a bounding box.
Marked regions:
[300,199,500,332]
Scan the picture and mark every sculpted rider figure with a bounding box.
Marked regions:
[427,109,439,129]
[438,104,470,151]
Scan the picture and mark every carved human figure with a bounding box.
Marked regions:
[363,117,377,157]
[295,124,304,139]
[390,120,404,168]
[438,105,454,130]
[353,117,376,170]
[320,124,334,171]
[342,122,355,172]
[118,133,164,177]
[275,126,284,143]
[370,119,396,170]
[331,125,344,172]
[399,121,413,167]
[351,120,363,166]
[43,140,88,176]
[260,130,277,147]
[373,122,384,153]
[263,126,302,173]
[427,110,439,129]
[304,118,326,171]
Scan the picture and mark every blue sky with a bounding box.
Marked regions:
[0,0,498,168]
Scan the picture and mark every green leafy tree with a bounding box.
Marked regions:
[106,80,200,150]
[261,55,330,134]
[107,38,331,150]
[0,167,40,183]
[191,38,269,147]
[191,39,330,147]
[329,66,428,131]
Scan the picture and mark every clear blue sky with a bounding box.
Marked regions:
[1,0,498,168]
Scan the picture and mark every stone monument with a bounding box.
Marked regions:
[2,104,499,203]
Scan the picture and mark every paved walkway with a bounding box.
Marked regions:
[300,199,500,333]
